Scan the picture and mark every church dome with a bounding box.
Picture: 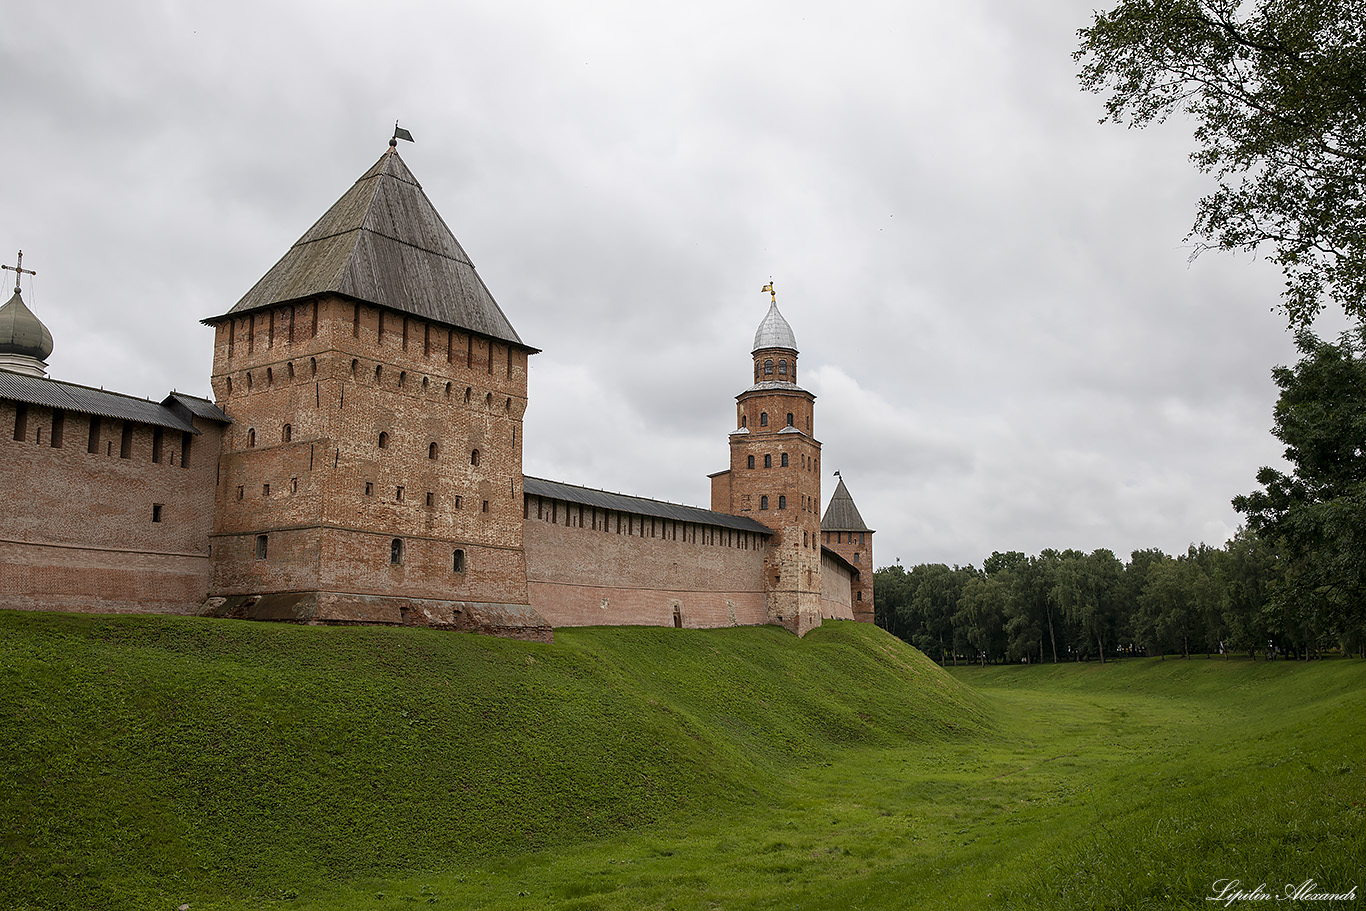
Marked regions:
[0,289,53,361]
[752,300,797,353]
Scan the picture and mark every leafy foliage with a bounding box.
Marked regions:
[1234,328,1366,642]
[1076,0,1366,325]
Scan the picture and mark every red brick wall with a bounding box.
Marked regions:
[208,296,532,613]
[821,529,874,623]
[523,494,769,628]
[0,399,222,614]
[819,548,856,620]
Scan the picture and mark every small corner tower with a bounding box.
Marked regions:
[713,284,823,636]
[821,474,874,623]
[0,251,53,377]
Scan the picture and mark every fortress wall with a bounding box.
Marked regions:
[0,400,222,614]
[523,493,769,629]
[819,548,856,621]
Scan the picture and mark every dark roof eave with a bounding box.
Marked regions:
[524,476,772,534]
[821,545,860,578]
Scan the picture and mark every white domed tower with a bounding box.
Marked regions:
[711,285,823,635]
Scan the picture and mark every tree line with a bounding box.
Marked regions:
[874,527,1364,665]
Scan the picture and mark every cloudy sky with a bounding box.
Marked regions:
[3,0,1338,568]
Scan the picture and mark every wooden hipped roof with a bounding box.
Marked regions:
[207,148,531,350]
[822,476,873,532]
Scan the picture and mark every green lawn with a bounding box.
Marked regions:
[1,612,1361,910]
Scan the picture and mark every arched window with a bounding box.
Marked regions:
[428,442,439,460]
[246,372,253,390]
[747,455,755,469]
[422,376,429,393]
[453,549,466,573]
[786,413,794,426]
[764,454,772,468]
[760,413,769,427]
[247,428,256,448]
[282,424,292,443]
[287,362,295,379]
[485,392,492,407]
[350,359,358,376]
[444,382,452,399]
[764,359,774,376]
[778,360,787,376]
[375,365,383,383]
[471,449,480,466]
[778,495,787,510]
[225,377,232,394]
[760,495,769,510]
[378,432,389,449]
[399,370,407,388]
[390,538,403,565]
[781,453,789,467]
[310,357,317,376]
[741,415,748,428]
[464,387,472,404]
[857,591,863,602]
[266,367,274,386]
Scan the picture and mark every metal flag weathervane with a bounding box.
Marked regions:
[392,121,414,143]
[762,280,776,303]
[2,250,35,294]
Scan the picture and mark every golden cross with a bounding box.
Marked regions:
[2,250,36,294]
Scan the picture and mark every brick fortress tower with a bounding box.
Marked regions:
[821,474,874,623]
[200,141,550,639]
[711,286,823,635]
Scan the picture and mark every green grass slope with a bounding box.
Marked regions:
[0,613,988,910]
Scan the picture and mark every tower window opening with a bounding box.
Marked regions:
[375,365,383,383]
[454,495,463,510]
[378,431,389,449]
[786,413,794,426]
[12,403,27,441]
[365,482,374,496]
[152,427,164,462]
[764,454,772,468]
[481,500,489,513]
[87,416,100,453]
[282,424,292,443]
[287,362,295,379]
[760,495,769,510]
[429,442,439,459]
[857,591,863,602]
[120,424,133,459]
[390,538,403,564]
[50,410,64,448]
[152,503,163,523]
[760,413,768,427]
[396,486,404,501]
[781,453,789,467]
[266,367,274,386]
[426,491,434,508]
[471,449,480,466]
[256,535,268,559]
[778,495,786,510]
[747,455,755,469]
[310,357,317,376]
[247,428,256,448]
[764,359,773,376]
[854,552,860,562]
[246,372,253,390]
[399,370,407,388]
[778,360,788,376]
[350,359,358,376]
[741,415,747,428]
[453,549,466,573]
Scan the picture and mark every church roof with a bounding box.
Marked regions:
[821,476,872,532]
[752,300,797,353]
[0,289,53,360]
[525,476,773,535]
[0,372,227,433]
[209,147,532,350]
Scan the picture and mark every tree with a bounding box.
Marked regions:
[1076,0,1366,326]
[1233,328,1366,652]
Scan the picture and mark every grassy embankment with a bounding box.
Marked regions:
[1,611,1362,910]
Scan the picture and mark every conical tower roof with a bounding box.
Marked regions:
[752,300,797,353]
[0,288,54,362]
[822,476,872,532]
[209,147,530,349]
